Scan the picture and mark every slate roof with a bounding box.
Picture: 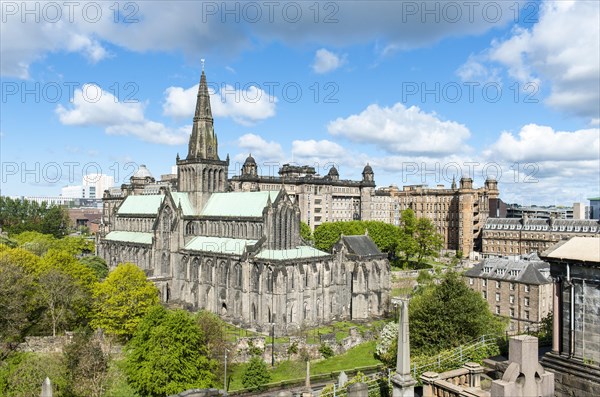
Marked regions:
[117,195,163,215]
[184,236,258,255]
[104,231,153,245]
[200,191,280,218]
[464,253,551,285]
[341,235,384,258]
[484,217,600,231]
[255,246,330,261]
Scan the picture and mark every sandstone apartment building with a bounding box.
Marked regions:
[464,253,553,333]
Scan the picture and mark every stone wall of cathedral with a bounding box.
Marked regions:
[152,252,389,334]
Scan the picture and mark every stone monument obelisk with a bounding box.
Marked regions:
[391,298,416,397]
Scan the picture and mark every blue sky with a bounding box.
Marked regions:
[1,0,599,205]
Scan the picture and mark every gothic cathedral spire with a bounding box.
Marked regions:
[187,69,219,160]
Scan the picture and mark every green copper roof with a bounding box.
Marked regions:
[256,246,330,261]
[104,231,153,245]
[184,236,258,255]
[201,191,280,218]
[117,195,163,215]
[171,192,195,216]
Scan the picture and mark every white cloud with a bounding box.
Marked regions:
[312,49,346,74]
[56,84,144,125]
[56,84,188,145]
[482,1,599,119]
[2,1,519,78]
[236,133,284,161]
[484,124,600,162]
[456,54,500,83]
[163,83,277,126]
[328,103,471,156]
[66,34,109,63]
[292,139,346,158]
[1,13,112,78]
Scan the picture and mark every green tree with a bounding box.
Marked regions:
[91,263,159,340]
[416,269,433,287]
[409,271,506,355]
[64,331,110,397]
[41,249,98,290]
[313,222,345,251]
[363,221,400,253]
[0,260,41,360]
[300,221,313,242]
[38,269,85,336]
[397,209,418,265]
[125,307,218,396]
[414,218,444,264]
[241,355,271,392]
[195,310,233,384]
[0,197,69,237]
[319,343,335,359]
[0,353,68,397]
[53,235,95,256]
[79,256,109,279]
[313,220,399,253]
[0,245,43,275]
[13,231,57,256]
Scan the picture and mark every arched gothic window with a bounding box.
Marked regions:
[219,261,227,285]
[251,265,260,292]
[192,258,199,281]
[266,268,273,293]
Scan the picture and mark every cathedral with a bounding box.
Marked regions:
[97,68,390,333]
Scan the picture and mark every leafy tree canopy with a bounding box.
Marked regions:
[79,256,109,279]
[414,218,444,264]
[0,260,40,359]
[125,306,218,397]
[313,220,400,253]
[0,245,42,275]
[13,232,94,257]
[300,221,313,242]
[396,209,444,267]
[0,352,68,397]
[195,310,233,380]
[64,330,110,397]
[0,197,70,238]
[409,271,506,355]
[91,263,159,340]
[241,355,271,392]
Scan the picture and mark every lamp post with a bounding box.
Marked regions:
[271,314,276,367]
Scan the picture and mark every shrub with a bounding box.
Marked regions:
[287,341,298,355]
[241,356,271,392]
[319,343,335,359]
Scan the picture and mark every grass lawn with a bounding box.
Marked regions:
[227,341,381,391]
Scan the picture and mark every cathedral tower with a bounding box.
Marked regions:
[177,67,229,209]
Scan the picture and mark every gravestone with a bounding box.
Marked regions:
[338,371,348,388]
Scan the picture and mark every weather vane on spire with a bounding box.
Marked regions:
[201,58,205,72]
